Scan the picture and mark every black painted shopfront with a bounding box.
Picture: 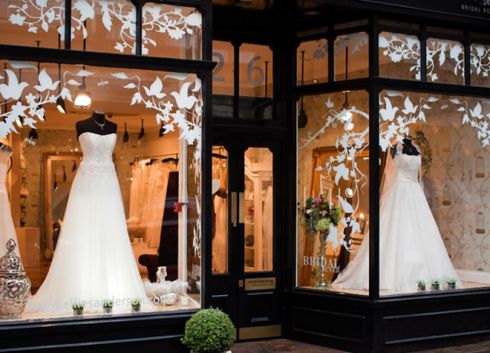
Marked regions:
[1,1,490,353]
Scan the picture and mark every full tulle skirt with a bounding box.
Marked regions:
[27,166,149,313]
[333,180,459,293]
[0,186,20,257]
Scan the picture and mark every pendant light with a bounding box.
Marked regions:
[123,122,129,143]
[55,32,66,114]
[339,46,353,128]
[35,41,46,122]
[298,50,308,128]
[138,119,145,139]
[74,24,92,109]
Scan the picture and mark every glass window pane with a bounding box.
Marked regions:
[379,90,490,296]
[71,0,136,54]
[334,32,368,81]
[239,44,273,120]
[379,32,421,80]
[426,38,465,84]
[297,39,328,85]
[0,60,202,320]
[297,90,370,295]
[1,0,65,48]
[244,147,273,272]
[212,146,228,274]
[212,41,234,119]
[142,3,202,59]
[470,43,490,87]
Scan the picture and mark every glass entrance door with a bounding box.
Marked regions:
[207,142,281,340]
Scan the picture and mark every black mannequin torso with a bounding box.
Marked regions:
[391,137,420,158]
[76,112,117,138]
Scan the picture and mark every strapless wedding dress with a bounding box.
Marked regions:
[0,147,20,257]
[333,152,459,293]
[27,133,149,313]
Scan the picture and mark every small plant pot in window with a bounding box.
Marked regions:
[446,279,457,290]
[102,299,113,314]
[417,280,426,292]
[131,298,141,313]
[72,303,84,316]
[431,280,440,291]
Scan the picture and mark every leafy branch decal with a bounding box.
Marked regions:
[300,98,369,251]
[471,44,490,78]
[448,98,490,147]
[379,33,421,80]
[9,0,65,38]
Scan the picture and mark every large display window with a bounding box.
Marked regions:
[0,60,203,320]
[295,25,490,298]
[297,90,370,295]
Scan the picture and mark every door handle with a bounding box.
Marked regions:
[239,192,245,224]
[238,279,244,288]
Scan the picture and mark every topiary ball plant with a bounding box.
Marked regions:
[181,308,236,353]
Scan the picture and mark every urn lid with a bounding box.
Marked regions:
[0,239,24,274]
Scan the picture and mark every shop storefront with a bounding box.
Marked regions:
[0,1,489,352]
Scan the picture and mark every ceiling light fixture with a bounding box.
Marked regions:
[35,43,46,122]
[123,122,129,143]
[339,46,354,126]
[138,119,145,139]
[159,122,166,137]
[55,32,66,114]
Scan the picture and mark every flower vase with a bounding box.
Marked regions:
[315,231,330,290]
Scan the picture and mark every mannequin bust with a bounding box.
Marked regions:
[401,136,419,156]
[76,111,117,138]
[391,136,420,158]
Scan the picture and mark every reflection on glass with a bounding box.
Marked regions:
[0,61,202,320]
[297,91,369,294]
[244,148,273,272]
[379,31,421,80]
[334,32,368,80]
[297,39,328,85]
[212,146,228,274]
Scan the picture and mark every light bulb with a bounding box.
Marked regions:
[341,109,352,121]
[346,122,354,131]
[73,89,92,109]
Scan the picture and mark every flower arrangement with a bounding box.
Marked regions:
[301,195,342,235]
[431,280,440,290]
[417,280,426,291]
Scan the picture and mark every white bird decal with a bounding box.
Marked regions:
[34,69,59,92]
[171,82,197,110]
[0,69,29,100]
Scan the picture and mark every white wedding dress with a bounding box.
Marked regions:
[28,133,149,313]
[0,146,20,257]
[333,146,459,293]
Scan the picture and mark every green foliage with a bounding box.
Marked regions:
[72,303,84,311]
[182,308,236,353]
[300,195,343,234]
[102,299,113,309]
[131,298,141,307]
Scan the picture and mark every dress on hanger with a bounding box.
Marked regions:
[333,143,459,293]
[0,147,20,257]
[27,133,149,313]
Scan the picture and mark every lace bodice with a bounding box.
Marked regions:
[78,132,117,176]
[393,153,421,183]
[0,149,12,188]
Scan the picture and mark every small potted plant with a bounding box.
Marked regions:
[181,308,235,353]
[131,298,141,313]
[431,280,440,290]
[417,280,426,291]
[102,299,113,314]
[72,303,84,316]
[446,279,457,290]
